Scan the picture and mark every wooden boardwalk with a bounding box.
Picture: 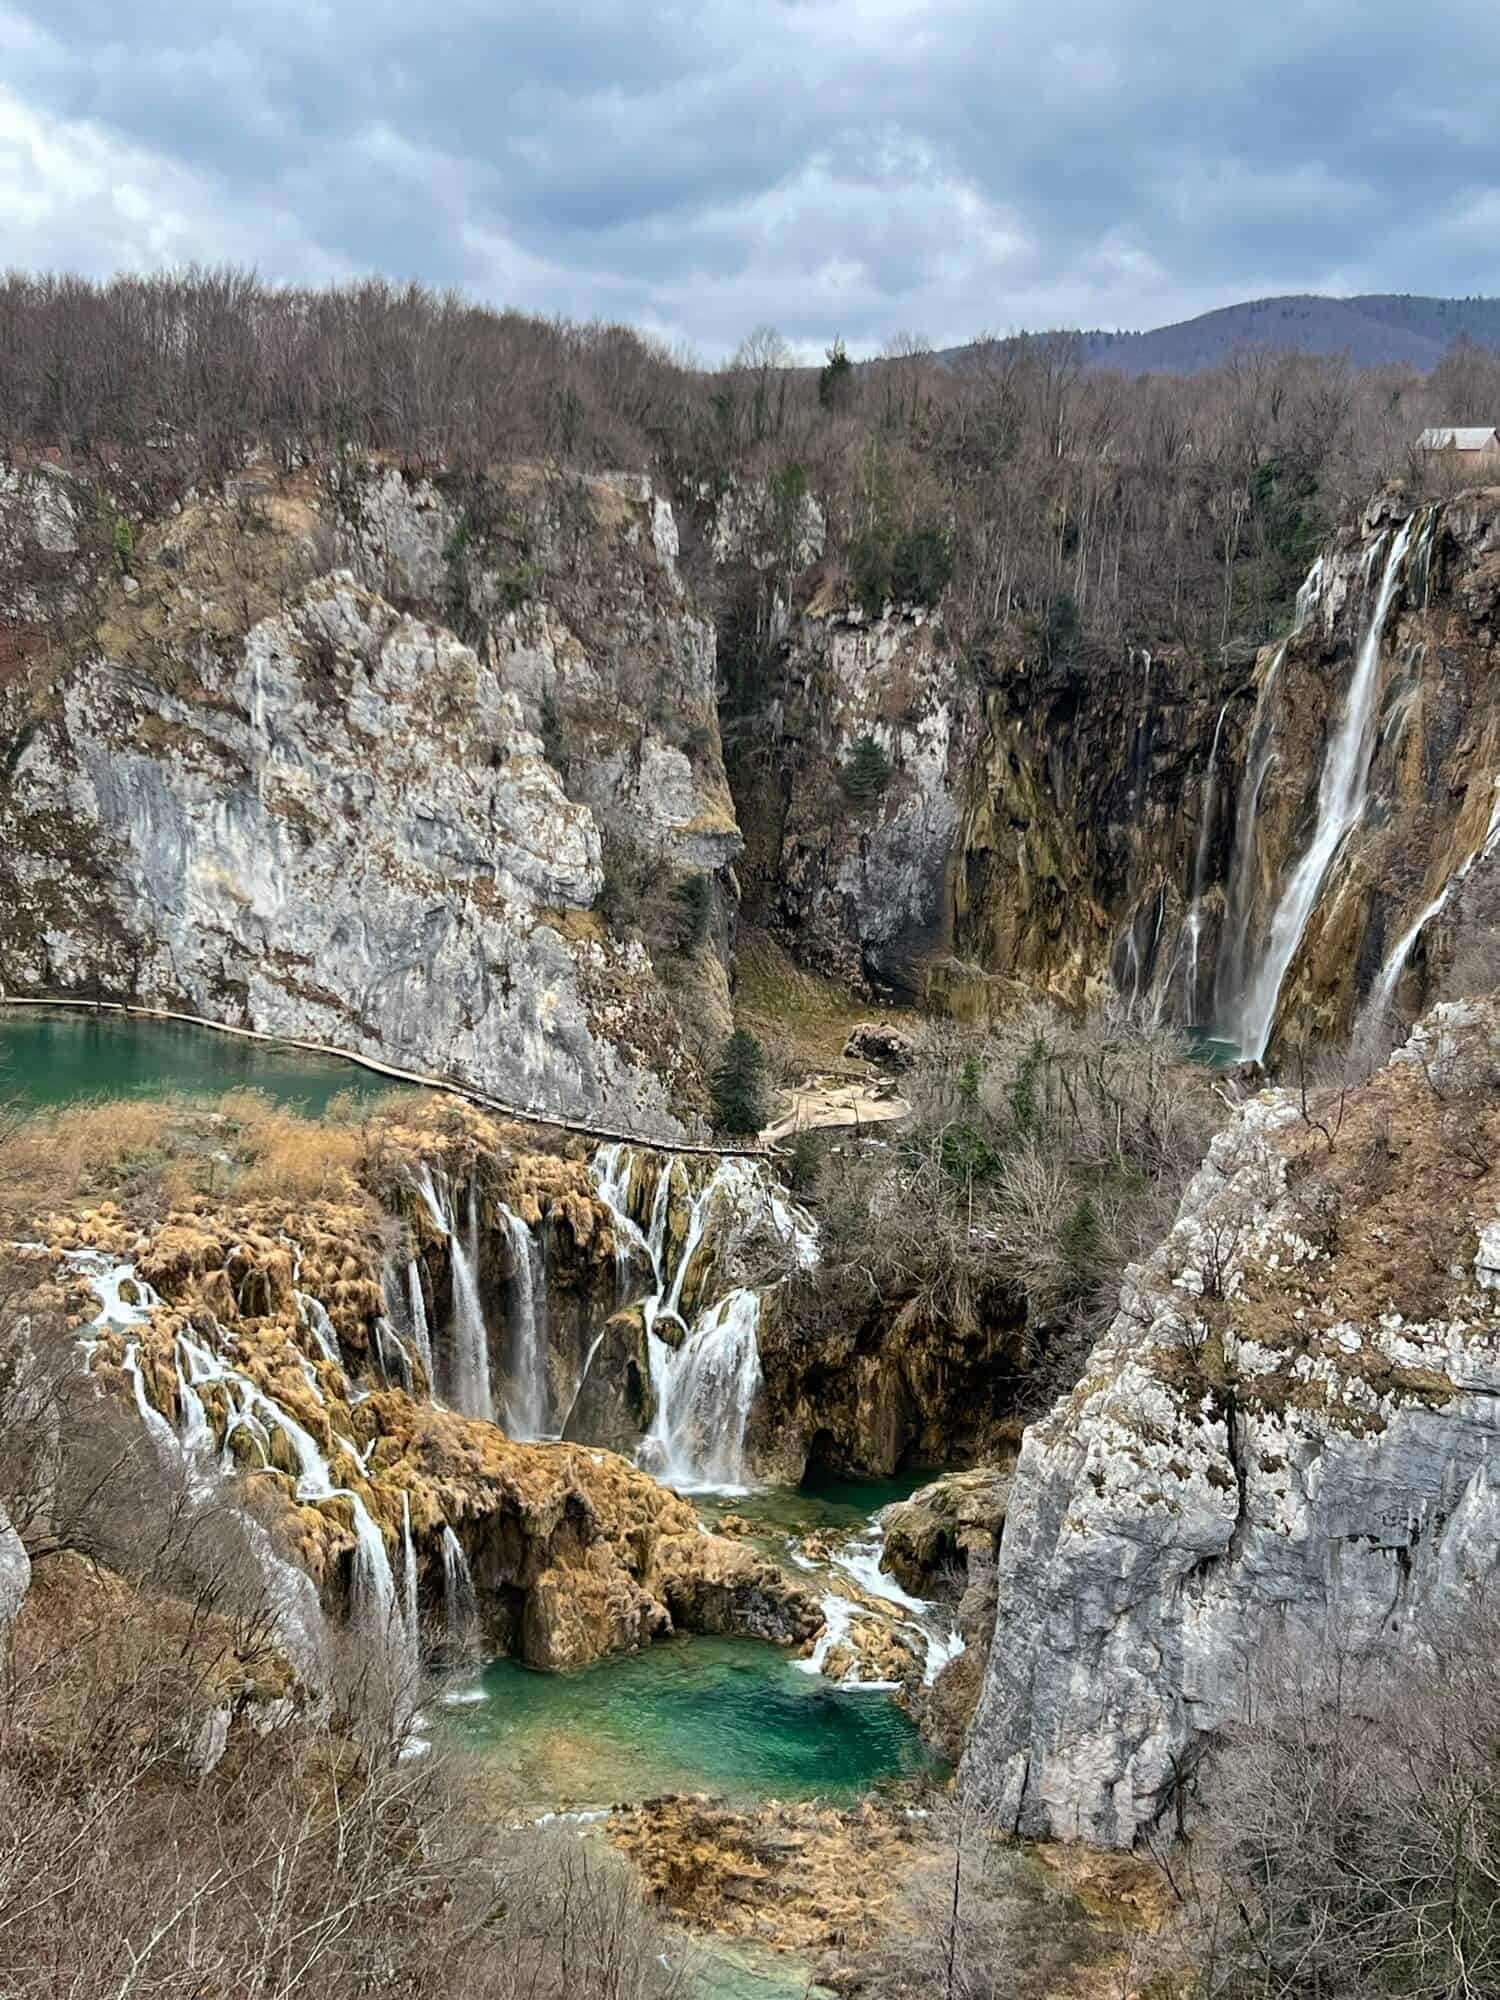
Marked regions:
[0,994,771,1159]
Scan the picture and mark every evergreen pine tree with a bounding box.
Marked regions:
[711,1030,768,1136]
[842,734,892,802]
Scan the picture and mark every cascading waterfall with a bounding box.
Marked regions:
[1214,641,1288,1027]
[1360,778,1500,1030]
[440,1525,480,1661]
[411,1164,494,1424]
[1180,701,1230,1021]
[498,1204,550,1439]
[1234,516,1417,1061]
[69,1253,329,1680]
[587,1151,817,1492]
[792,1515,964,1691]
[406,1258,434,1382]
[641,1288,764,1492]
[173,1321,401,1650]
[593,1143,654,1294]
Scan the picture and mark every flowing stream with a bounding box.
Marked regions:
[589,1149,817,1493]
[1233,518,1416,1059]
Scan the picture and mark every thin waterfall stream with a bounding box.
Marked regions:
[1233,517,1416,1060]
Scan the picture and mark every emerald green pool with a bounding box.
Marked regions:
[0,1009,405,1116]
[442,1635,943,1809]
[696,1467,937,1541]
[1187,1028,1245,1069]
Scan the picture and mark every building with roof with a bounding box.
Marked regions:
[1417,426,1500,456]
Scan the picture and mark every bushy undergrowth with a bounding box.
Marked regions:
[1151,1614,1500,2000]
[789,1003,1222,1406]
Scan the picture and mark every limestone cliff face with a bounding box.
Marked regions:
[962,1002,1500,1845]
[952,641,1236,1014]
[734,579,974,995]
[0,458,737,1132]
[898,488,1500,1058]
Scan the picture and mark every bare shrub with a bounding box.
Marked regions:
[862,1799,1120,2000]
[1159,1610,1500,2000]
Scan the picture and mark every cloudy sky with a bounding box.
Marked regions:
[2,0,1497,360]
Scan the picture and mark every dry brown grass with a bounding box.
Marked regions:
[0,1089,386,1230]
[236,1115,366,1202]
[0,1096,182,1221]
[734,925,923,1080]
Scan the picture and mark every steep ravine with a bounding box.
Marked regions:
[728,483,1500,1062]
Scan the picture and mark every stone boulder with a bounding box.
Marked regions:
[842,1021,918,1071]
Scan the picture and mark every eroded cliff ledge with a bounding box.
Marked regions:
[963,999,1500,1845]
[0,457,736,1134]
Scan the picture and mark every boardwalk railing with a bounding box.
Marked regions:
[0,994,771,1159]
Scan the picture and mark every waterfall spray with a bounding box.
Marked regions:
[440,1526,480,1661]
[498,1205,550,1439]
[588,1152,816,1490]
[1235,518,1416,1061]
[1180,701,1230,1021]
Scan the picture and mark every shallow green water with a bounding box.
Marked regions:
[695,1467,937,1541]
[1187,1028,1244,1069]
[441,1635,943,1808]
[684,1937,834,2000]
[0,1010,406,1116]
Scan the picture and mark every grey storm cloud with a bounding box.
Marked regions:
[2,0,1499,358]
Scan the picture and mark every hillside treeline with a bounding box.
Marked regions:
[5,269,1500,665]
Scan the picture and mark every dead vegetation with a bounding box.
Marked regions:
[1149,1611,1500,2000]
[786,1003,1224,1416]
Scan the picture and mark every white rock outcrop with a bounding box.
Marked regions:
[963,1031,1500,1846]
[6,572,687,1129]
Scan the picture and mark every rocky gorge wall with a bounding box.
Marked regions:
[962,999,1500,1845]
[0,456,737,1136]
[732,482,1500,1066]
[9,450,1500,1121]
[958,486,1500,1058]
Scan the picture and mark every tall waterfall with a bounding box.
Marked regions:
[499,1205,550,1440]
[1214,641,1287,1027]
[440,1526,480,1661]
[1181,701,1230,1021]
[588,1151,817,1492]
[406,1258,434,1383]
[411,1165,494,1424]
[1234,517,1416,1061]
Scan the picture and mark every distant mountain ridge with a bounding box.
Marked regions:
[941,294,1500,376]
